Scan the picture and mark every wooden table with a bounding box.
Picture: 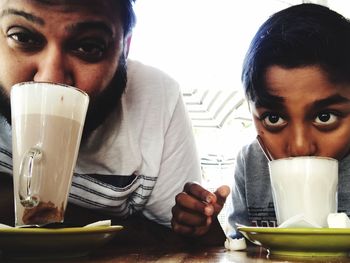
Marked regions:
[2,174,350,262]
[5,244,345,263]
[54,245,350,263]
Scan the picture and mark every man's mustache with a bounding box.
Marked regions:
[0,55,128,141]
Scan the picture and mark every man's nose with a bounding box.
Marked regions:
[287,125,317,157]
[33,45,74,86]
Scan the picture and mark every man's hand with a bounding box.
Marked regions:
[171,182,230,237]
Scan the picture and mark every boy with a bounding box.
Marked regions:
[229,3,350,237]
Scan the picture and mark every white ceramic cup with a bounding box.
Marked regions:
[11,82,89,227]
[268,156,338,227]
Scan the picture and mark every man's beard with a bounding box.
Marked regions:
[0,86,10,124]
[82,56,127,139]
[0,55,128,140]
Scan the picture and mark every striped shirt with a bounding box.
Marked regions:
[0,60,201,227]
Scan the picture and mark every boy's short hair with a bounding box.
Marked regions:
[242,3,350,105]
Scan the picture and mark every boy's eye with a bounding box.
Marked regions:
[314,112,338,125]
[261,112,287,131]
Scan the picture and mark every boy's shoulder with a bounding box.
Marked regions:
[240,139,264,159]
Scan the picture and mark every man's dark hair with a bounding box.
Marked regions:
[35,0,137,37]
[120,0,137,36]
[242,3,350,105]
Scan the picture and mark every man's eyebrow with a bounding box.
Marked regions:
[1,9,44,25]
[66,21,114,37]
[313,94,350,109]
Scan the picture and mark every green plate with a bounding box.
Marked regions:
[0,225,123,260]
[238,226,350,257]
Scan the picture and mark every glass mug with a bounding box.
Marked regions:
[11,82,89,227]
[269,156,338,227]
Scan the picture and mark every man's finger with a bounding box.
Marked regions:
[183,182,217,204]
[175,191,214,216]
[171,218,195,235]
[214,185,230,207]
[212,185,230,214]
[171,205,208,226]
[171,218,211,236]
[193,225,211,236]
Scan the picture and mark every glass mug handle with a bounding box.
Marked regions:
[18,147,42,208]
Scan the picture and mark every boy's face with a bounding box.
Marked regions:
[0,0,127,134]
[250,65,350,160]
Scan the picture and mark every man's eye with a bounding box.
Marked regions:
[314,112,338,125]
[72,40,107,62]
[261,113,287,130]
[7,27,42,48]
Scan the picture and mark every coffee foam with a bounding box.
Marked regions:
[11,82,89,124]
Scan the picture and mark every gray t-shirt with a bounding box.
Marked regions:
[228,139,350,238]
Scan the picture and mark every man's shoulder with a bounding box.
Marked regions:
[124,59,181,111]
[126,59,179,92]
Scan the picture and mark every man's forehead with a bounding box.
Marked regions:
[0,0,122,30]
[0,0,119,12]
[2,0,115,5]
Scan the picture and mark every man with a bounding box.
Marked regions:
[0,0,227,244]
[229,3,350,239]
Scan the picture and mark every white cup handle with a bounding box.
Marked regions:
[18,147,42,208]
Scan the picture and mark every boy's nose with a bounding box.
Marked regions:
[287,126,317,157]
[33,46,73,86]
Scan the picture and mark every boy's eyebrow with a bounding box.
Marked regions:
[255,94,350,110]
[255,94,284,109]
[313,94,350,109]
[0,8,45,25]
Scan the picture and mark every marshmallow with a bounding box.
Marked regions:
[327,213,350,228]
[224,237,247,251]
